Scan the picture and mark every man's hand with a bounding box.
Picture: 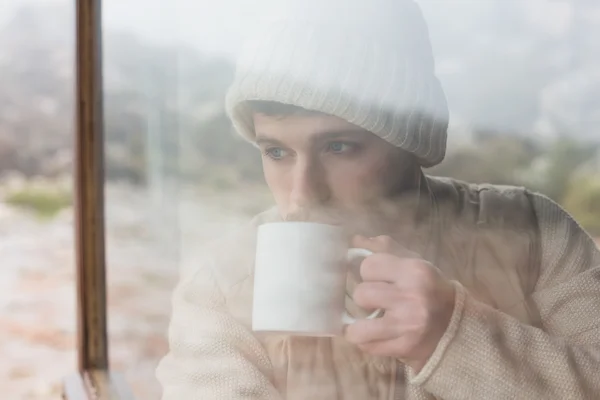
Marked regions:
[344,235,456,373]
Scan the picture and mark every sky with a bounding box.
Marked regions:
[3,0,598,141]
[108,0,573,58]
[0,0,574,60]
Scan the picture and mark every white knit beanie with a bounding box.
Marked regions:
[225,0,449,167]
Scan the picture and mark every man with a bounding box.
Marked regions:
[157,0,600,399]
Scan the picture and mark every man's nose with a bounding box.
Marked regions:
[288,158,331,211]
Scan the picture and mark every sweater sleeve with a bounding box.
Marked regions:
[408,192,600,399]
[156,256,281,400]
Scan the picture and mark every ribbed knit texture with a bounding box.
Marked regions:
[157,177,600,399]
[225,0,449,167]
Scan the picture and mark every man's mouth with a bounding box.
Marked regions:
[281,208,387,238]
[282,207,347,226]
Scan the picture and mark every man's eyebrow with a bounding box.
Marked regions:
[315,128,367,141]
[255,128,367,146]
[255,136,284,146]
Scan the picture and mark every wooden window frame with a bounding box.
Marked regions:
[62,0,133,398]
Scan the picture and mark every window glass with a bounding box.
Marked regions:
[106,1,600,399]
[102,0,182,398]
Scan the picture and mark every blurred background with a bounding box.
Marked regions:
[0,0,599,398]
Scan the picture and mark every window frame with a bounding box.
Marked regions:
[62,0,133,398]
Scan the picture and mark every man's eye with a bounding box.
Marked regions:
[327,142,355,153]
[264,147,287,160]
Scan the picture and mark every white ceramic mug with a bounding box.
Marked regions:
[252,222,383,337]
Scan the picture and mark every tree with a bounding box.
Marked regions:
[429,129,539,186]
[562,173,600,236]
[537,138,597,202]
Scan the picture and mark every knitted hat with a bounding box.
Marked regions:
[225,0,449,167]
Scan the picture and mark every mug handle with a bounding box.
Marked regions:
[342,248,384,325]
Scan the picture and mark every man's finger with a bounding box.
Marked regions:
[352,281,400,310]
[361,253,403,282]
[352,235,416,258]
[344,314,399,345]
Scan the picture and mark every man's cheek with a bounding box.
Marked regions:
[332,183,371,205]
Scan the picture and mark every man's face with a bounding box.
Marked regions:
[254,111,418,233]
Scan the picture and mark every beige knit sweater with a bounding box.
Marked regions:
[156,176,600,399]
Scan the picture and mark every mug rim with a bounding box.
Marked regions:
[259,221,341,228]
